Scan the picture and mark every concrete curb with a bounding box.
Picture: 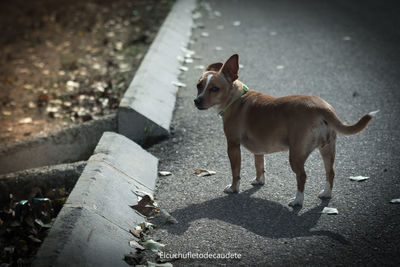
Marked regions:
[33,0,196,265]
[0,114,116,175]
[118,0,196,145]
[0,161,86,206]
[33,132,158,267]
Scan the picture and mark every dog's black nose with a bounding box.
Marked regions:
[194,97,202,106]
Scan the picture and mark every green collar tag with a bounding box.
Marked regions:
[218,84,249,117]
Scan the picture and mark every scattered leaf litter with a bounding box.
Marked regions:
[195,169,216,177]
[192,11,202,20]
[147,262,173,267]
[172,81,186,88]
[19,117,33,124]
[322,207,338,215]
[158,171,172,176]
[142,239,165,252]
[233,21,241,26]
[129,240,145,250]
[347,176,369,182]
[185,58,194,64]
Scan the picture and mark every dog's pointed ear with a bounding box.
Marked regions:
[220,54,239,82]
[205,62,223,72]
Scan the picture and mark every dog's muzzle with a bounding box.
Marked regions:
[194,97,206,110]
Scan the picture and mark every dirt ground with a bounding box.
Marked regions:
[0,0,173,145]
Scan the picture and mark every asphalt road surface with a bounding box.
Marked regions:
[148,0,400,265]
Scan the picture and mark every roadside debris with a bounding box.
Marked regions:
[233,21,241,26]
[147,261,173,267]
[131,195,159,217]
[142,239,165,252]
[0,188,70,265]
[322,207,339,215]
[390,198,400,204]
[172,81,186,88]
[158,171,172,176]
[129,240,145,250]
[195,169,216,177]
[130,228,143,238]
[347,176,369,182]
[179,66,189,72]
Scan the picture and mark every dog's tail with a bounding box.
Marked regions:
[323,109,379,135]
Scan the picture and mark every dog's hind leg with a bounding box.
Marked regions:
[288,145,313,206]
[318,133,337,199]
[251,154,266,185]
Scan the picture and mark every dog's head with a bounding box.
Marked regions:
[194,54,239,110]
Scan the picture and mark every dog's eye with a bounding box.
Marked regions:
[210,87,219,92]
[196,83,202,89]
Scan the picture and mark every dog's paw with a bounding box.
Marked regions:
[251,177,265,186]
[318,182,332,199]
[288,191,304,207]
[223,184,239,194]
[318,189,332,199]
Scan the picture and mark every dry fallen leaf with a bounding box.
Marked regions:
[19,117,32,124]
[147,262,173,267]
[195,169,216,177]
[129,240,145,250]
[158,171,172,176]
[130,228,142,238]
[179,66,189,72]
[172,81,186,88]
[347,176,369,182]
[138,221,155,232]
[233,21,241,26]
[192,11,202,20]
[131,195,155,217]
[185,58,194,64]
[322,207,338,215]
[142,239,165,252]
[390,198,400,204]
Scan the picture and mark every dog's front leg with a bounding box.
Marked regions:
[224,141,241,193]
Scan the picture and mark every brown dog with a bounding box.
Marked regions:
[194,54,378,206]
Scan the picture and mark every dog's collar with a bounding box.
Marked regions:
[218,84,249,117]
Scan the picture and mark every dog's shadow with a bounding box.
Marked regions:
[163,186,349,244]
